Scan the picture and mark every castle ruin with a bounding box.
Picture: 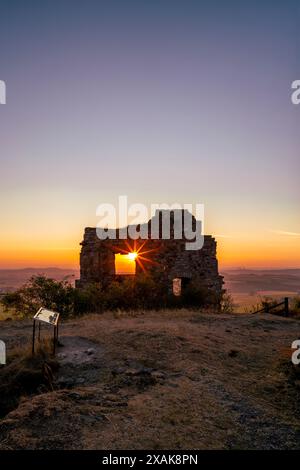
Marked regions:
[76,210,223,304]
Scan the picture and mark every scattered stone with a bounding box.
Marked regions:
[103,394,120,402]
[170,372,183,378]
[166,382,179,388]
[86,348,95,355]
[68,392,83,400]
[37,384,48,394]
[294,380,300,390]
[151,371,166,379]
[228,349,239,358]
[75,377,86,384]
[177,336,187,342]
[56,377,76,387]
[112,366,126,375]
[125,367,153,376]
[57,353,67,360]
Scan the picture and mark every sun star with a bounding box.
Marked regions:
[127,252,138,261]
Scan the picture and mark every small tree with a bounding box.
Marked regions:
[1,275,75,318]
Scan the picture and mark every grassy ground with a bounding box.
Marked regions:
[0,304,7,320]
[0,304,17,321]
[0,309,300,450]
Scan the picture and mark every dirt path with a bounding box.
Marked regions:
[0,310,299,449]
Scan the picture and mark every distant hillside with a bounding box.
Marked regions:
[222,268,300,310]
[222,269,300,294]
[1,267,299,306]
[0,268,79,293]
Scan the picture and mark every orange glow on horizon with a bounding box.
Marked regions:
[0,232,299,270]
[216,234,300,269]
[0,248,79,269]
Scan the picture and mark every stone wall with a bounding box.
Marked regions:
[76,210,224,304]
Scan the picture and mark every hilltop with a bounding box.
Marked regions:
[0,310,299,450]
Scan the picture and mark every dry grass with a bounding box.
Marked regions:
[0,339,58,418]
[0,304,12,321]
[0,309,300,449]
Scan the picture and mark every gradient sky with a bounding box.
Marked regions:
[0,0,299,269]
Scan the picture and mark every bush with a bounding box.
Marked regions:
[0,275,75,318]
[260,296,279,312]
[293,297,300,313]
[166,281,218,309]
[73,283,104,314]
[0,291,23,314]
[181,282,209,307]
[75,274,167,313]
[73,274,216,313]
[0,274,221,317]
[220,292,235,313]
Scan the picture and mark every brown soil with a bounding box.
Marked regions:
[0,310,300,450]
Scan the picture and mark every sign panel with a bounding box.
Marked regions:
[34,308,60,326]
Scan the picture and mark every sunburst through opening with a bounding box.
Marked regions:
[115,252,137,275]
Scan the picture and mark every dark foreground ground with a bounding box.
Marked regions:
[0,310,300,450]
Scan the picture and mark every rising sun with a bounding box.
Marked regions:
[114,240,160,274]
[127,252,138,261]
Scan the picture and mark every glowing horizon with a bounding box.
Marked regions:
[1,228,300,271]
[0,1,299,271]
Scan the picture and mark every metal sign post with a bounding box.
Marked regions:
[32,308,60,355]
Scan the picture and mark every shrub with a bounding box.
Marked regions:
[74,275,218,312]
[166,281,217,309]
[100,274,166,310]
[0,291,23,314]
[293,297,300,313]
[1,274,221,316]
[73,283,104,314]
[220,292,235,313]
[260,296,279,312]
[0,275,75,318]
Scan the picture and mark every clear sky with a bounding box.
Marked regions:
[0,0,299,269]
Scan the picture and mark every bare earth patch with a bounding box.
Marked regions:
[0,310,300,449]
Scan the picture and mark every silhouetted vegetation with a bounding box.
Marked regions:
[1,275,74,318]
[293,297,300,313]
[220,292,235,313]
[1,274,222,318]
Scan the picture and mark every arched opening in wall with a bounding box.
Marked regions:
[115,253,137,275]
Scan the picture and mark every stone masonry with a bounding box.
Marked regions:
[76,210,224,304]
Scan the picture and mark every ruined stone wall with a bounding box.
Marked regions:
[76,211,223,303]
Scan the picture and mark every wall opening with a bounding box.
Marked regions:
[173,277,191,296]
[115,253,137,275]
[172,278,182,296]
